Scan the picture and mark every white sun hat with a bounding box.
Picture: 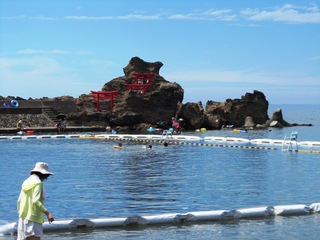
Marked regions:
[30,162,53,175]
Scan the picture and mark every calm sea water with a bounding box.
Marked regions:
[1,104,320,239]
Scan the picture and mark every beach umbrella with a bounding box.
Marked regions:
[56,113,67,119]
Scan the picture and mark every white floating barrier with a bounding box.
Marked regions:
[311,142,320,147]
[10,136,23,140]
[143,213,178,224]
[172,136,201,141]
[250,139,276,145]
[0,222,16,235]
[136,135,150,139]
[2,134,82,140]
[1,203,320,235]
[24,136,38,140]
[299,141,312,147]
[272,140,285,145]
[281,140,297,145]
[225,137,250,144]
[204,137,250,144]
[51,135,67,139]
[67,134,80,139]
[299,141,320,147]
[225,207,272,219]
[94,134,110,139]
[271,204,310,215]
[204,137,226,142]
[44,218,131,230]
[39,135,52,139]
[250,139,320,148]
[87,134,201,141]
[43,219,75,231]
[150,135,162,140]
[182,210,226,221]
[122,135,135,139]
[309,203,320,213]
[1,133,319,152]
[91,217,127,227]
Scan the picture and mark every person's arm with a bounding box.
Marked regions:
[44,210,54,223]
[33,183,54,223]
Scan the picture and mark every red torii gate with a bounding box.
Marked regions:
[124,73,156,95]
[90,90,119,110]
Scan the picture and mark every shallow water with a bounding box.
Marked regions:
[1,104,320,239]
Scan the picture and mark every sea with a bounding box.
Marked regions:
[0,104,320,240]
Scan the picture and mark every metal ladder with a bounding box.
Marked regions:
[161,128,173,142]
[282,131,298,152]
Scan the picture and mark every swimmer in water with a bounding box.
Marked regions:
[142,145,152,149]
[114,143,122,149]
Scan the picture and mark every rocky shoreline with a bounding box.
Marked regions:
[0,57,312,133]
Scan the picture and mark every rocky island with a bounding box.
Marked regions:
[0,57,311,133]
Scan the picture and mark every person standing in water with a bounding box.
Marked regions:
[17,162,55,240]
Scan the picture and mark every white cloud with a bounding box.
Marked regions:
[3,4,320,24]
[31,15,55,21]
[65,7,164,21]
[1,15,55,20]
[168,14,198,20]
[204,9,237,21]
[117,14,161,20]
[65,14,161,21]
[65,16,113,20]
[168,9,236,21]
[17,49,68,54]
[242,4,320,23]
[17,49,94,55]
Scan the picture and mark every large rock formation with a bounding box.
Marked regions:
[179,90,269,129]
[179,102,205,129]
[80,56,184,130]
[0,57,311,131]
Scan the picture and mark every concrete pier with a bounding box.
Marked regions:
[0,126,105,134]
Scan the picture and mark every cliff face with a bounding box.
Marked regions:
[0,57,274,130]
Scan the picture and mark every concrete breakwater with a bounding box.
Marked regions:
[0,126,105,134]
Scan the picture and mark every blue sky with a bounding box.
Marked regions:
[1,0,319,104]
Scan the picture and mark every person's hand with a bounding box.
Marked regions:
[45,211,55,223]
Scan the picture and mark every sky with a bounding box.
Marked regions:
[1,0,320,105]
